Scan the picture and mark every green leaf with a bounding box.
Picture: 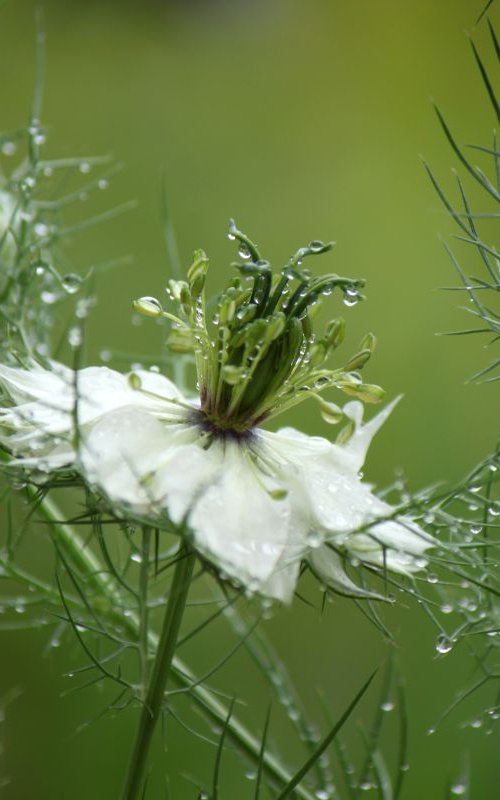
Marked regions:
[274,670,377,800]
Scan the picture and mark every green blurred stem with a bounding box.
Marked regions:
[138,525,152,696]
[122,540,196,800]
[35,493,315,800]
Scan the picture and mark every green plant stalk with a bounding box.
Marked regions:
[122,540,196,800]
[138,525,151,696]
[35,494,315,800]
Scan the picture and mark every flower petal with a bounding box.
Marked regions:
[80,406,194,515]
[187,441,299,600]
[342,396,402,473]
[308,546,386,600]
[0,363,190,469]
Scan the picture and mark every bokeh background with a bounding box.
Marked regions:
[0,0,499,797]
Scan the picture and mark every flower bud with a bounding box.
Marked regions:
[133,296,163,317]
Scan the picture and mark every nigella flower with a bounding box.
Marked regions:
[0,222,432,601]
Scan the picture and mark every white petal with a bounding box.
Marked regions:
[260,406,432,576]
[342,396,402,472]
[80,406,190,514]
[0,363,190,467]
[153,440,225,524]
[345,517,432,574]
[187,441,298,600]
[308,546,386,599]
[0,362,72,405]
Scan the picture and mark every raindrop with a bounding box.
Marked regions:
[427,573,439,584]
[62,273,82,294]
[130,553,142,564]
[470,525,482,535]
[469,484,481,493]
[43,166,53,177]
[359,782,375,791]
[1,140,16,156]
[450,784,467,796]
[381,700,394,712]
[238,245,251,260]
[76,297,94,319]
[41,290,59,305]
[309,239,325,252]
[436,634,453,654]
[98,178,108,190]
[470,718,482,729]
[35,265,45,276]
[440,603,454,615]
[227,232,236,241]
[315,791,332,800]
[343,287,359,307]
[245,771,256,781]
[79,161,91,174]
[68,327,82,348]
[100,349,112,362]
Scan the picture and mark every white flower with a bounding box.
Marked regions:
[0,361,432,602]
[0,224,434,601]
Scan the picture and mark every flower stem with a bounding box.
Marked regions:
[122,541,196,800]
[138,526,152,697]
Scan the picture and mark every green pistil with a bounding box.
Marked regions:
[134,221,385,435]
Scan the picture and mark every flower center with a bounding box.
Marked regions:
[134,221,385,434]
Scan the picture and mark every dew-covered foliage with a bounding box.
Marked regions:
[0,7,499,800]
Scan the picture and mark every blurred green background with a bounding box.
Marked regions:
[1,0,500,797]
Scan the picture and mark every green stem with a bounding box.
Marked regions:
[122,541,196,800]
[35,493,315,800]
[138,526,151,697]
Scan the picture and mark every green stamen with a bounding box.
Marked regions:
[134,222,384,435]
